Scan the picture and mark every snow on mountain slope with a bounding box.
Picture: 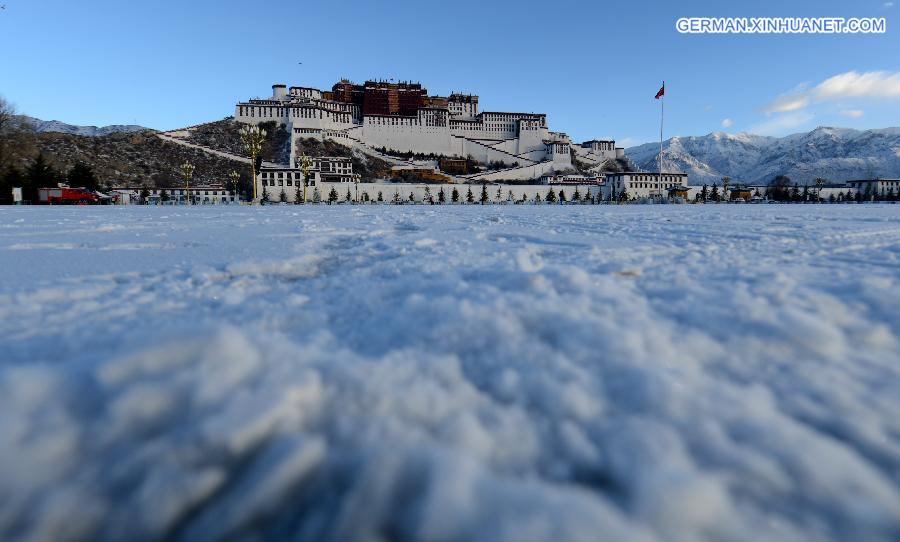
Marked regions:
[20,115,150,137]
[1,205,899,542]
[626,127,900,185]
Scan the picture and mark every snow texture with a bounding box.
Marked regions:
[1,205,899,542]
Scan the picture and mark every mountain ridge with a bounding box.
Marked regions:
[625,126,900,185]
[18,115,151,137]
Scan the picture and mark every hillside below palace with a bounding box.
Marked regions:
[235,80,625,181]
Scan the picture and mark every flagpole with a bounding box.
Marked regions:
[659,81,664,200]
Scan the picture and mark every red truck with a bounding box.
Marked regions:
[38,187,100,205]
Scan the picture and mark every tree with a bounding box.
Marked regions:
[160,189,169,202]
[546,189,557,203]
[328,187,339,203]
[0,165,23,204]
[139,187,150,204]
[313,188,322,203]
[480,184,488,204]
[377,191,383,202]
[768,175,792,201]
[618,187,629,202]
[0,96,22,170]
[508,190,514,203]
[700,184,708,202]
[392,190,401,204]
[573,187,581,202]
[408,192,415,203]
[466,187,474,203]
[66,162,98,192]
[451,187,460,203]
[496,186,502,202]
[424,186,432,204]
[279,189,288,203]
[261,184,269,204]
[828,193,836,203]
[24,153,57,203]
[709,183,720,202]
[533,192,542,204]
[438,187,446,204]
[294,186,303,204]
[346,188,352,202]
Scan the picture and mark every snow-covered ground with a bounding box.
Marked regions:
[1,204,899,542]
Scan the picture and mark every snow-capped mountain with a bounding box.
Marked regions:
[19,116,150,137]
[626,127,900,185]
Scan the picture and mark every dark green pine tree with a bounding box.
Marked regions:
[480,184,488,204]
[700,184,709,201]
[0,166,22,204]
[66,162,98,191]
[546,189,557,203]
[438,187,446,203]
[466,187,474,203]
[25,153,58,203]
[279,189,287,203]
[328,187,339,203]
[377,191,383,202]
[709,184,719,202]
[572,187,581,202]
[346,188,352,202]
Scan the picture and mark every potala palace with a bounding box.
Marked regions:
[235,80,625,183]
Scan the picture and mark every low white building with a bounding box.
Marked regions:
[256,157,358,202]
[539,173,605,185]
[110,186,238,205]
[846,179,900,199]
[604,172,689,200]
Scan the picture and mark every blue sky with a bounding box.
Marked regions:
[1,0,898,145]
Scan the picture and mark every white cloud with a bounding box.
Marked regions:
[763,71,900,113]
[763,94,811,114]
[721,118,734,128]
[750,111,814,136]
[839,109,865,118]
[886,2,894,8]
[618,137,636,148]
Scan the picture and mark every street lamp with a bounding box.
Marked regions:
[180,162,194,205]
[240,125,266,203]
[814,177,825,203]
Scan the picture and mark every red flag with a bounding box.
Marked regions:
[655,83,665,100]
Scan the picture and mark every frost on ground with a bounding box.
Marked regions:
[1,205,899,542]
